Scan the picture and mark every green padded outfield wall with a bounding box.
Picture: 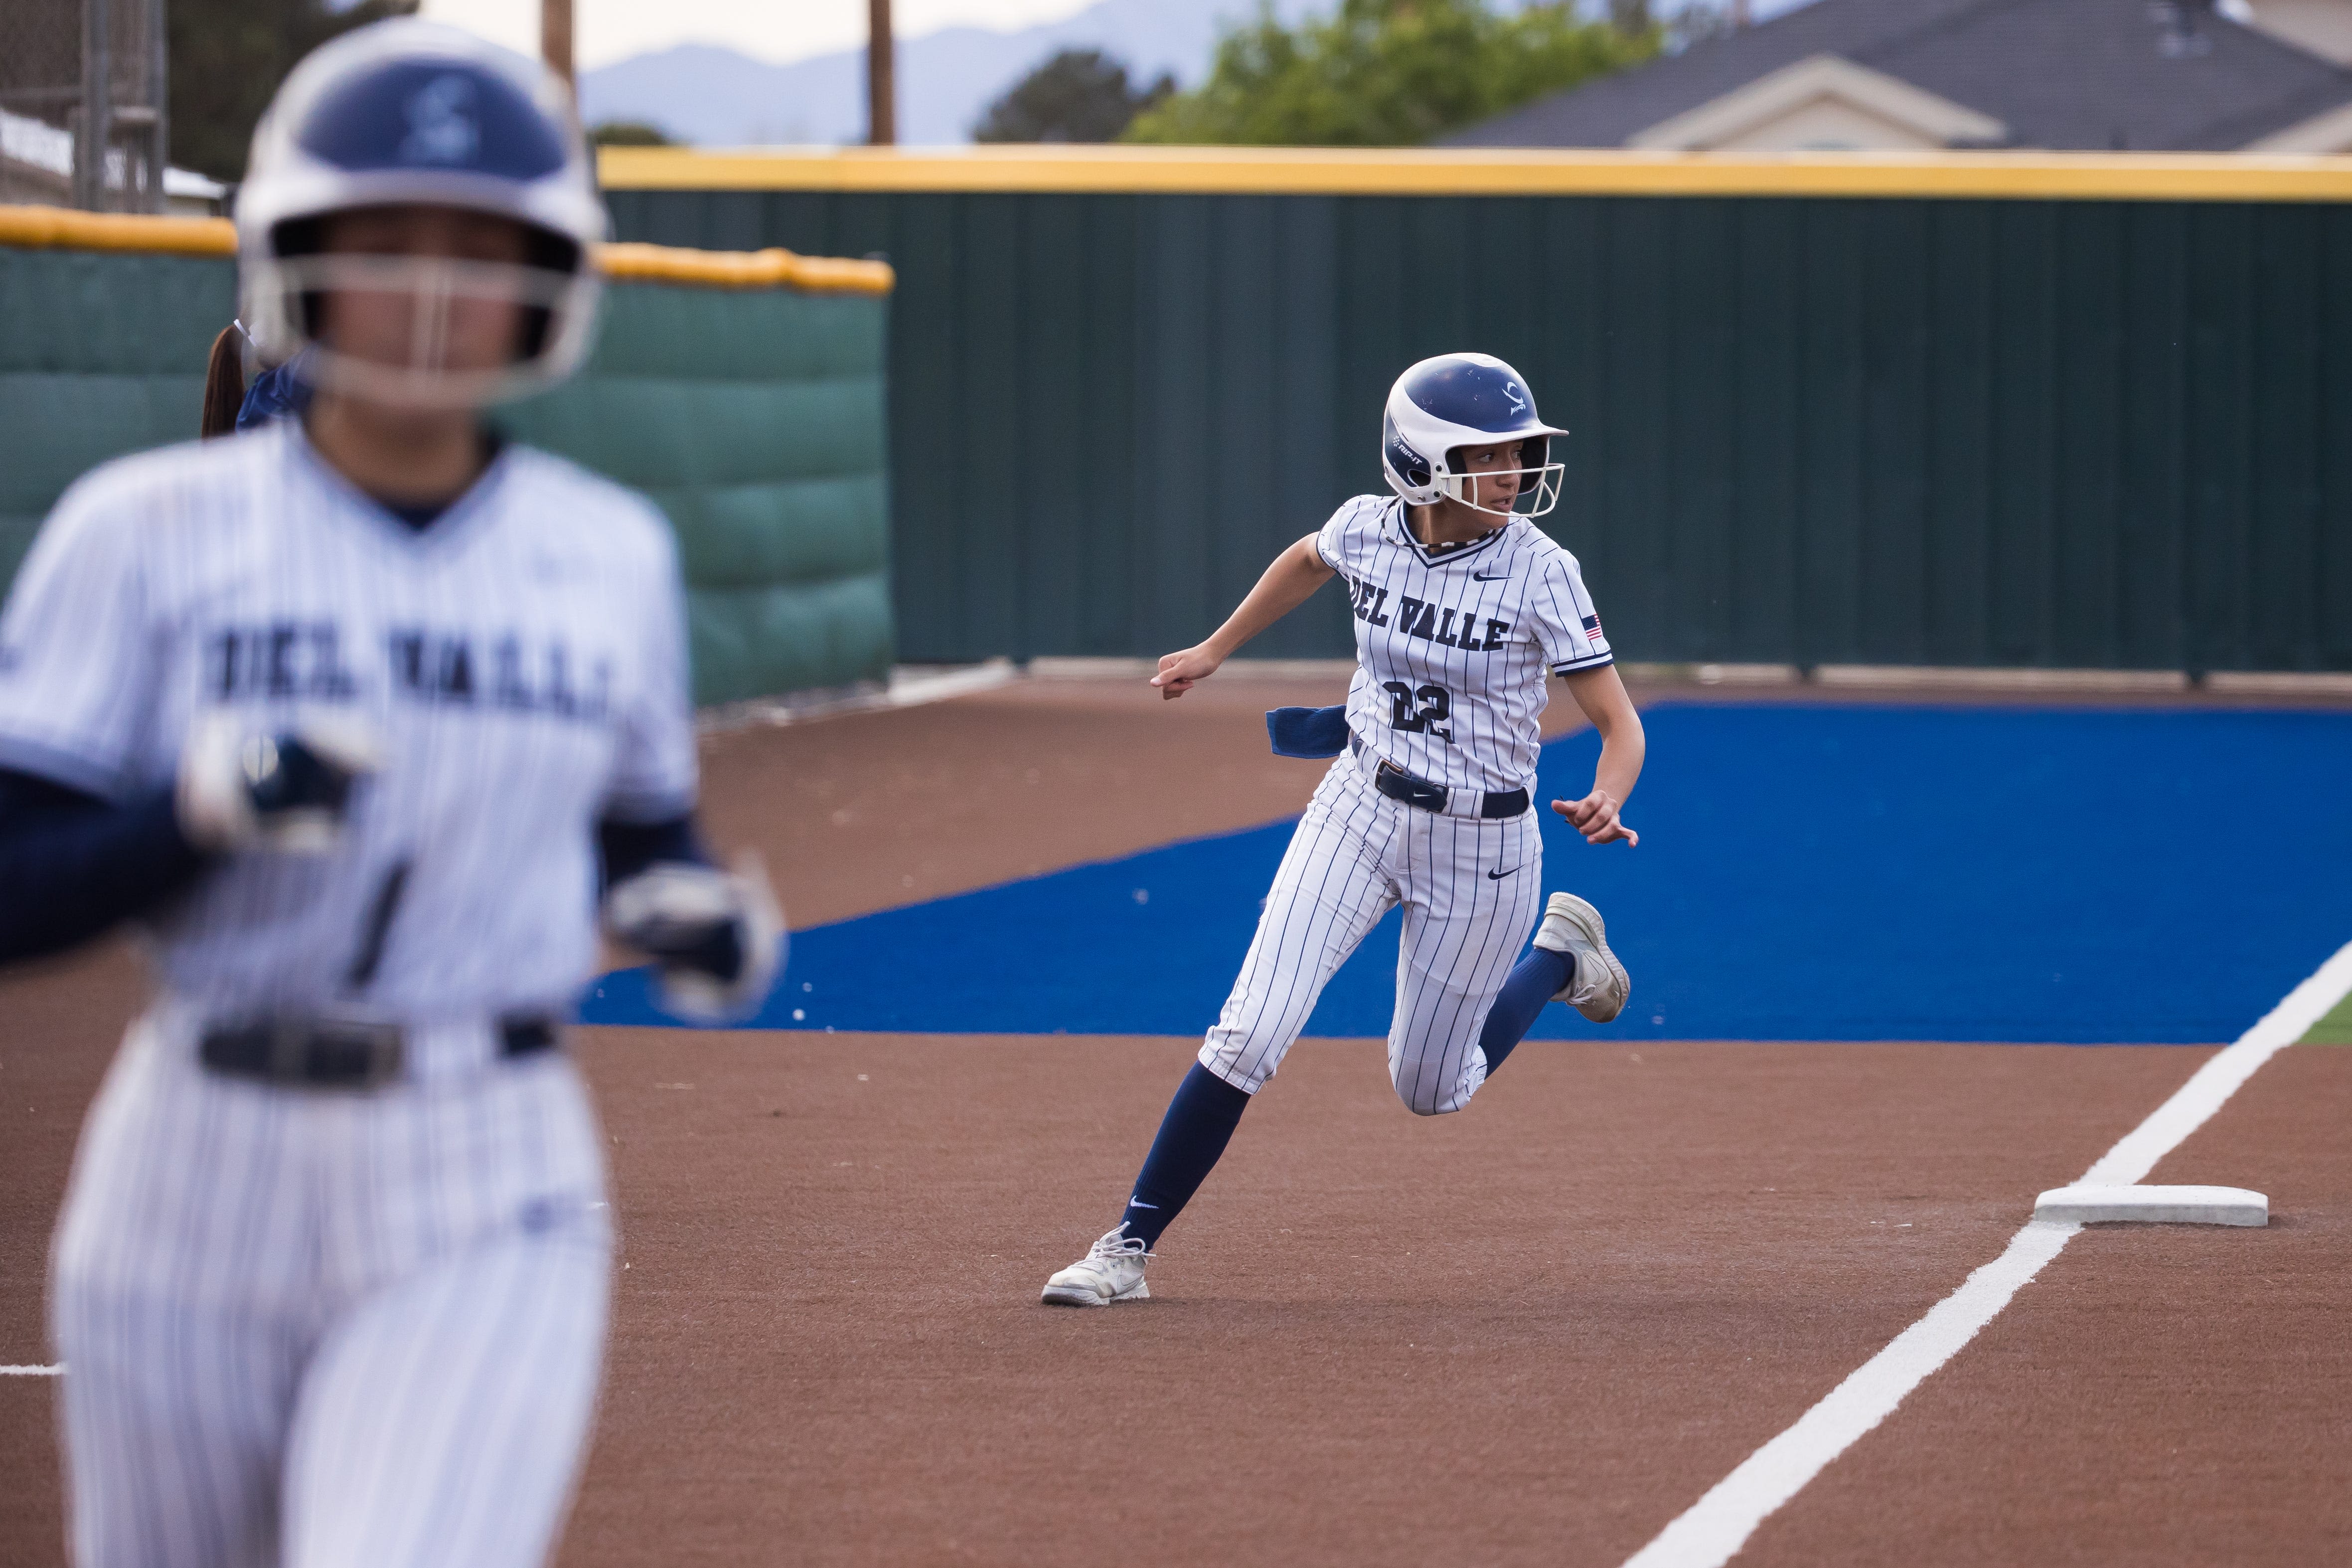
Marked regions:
[0,239,891,705]
[606,184,2352,673]
[499,275,892,703]
[0,247,227,587]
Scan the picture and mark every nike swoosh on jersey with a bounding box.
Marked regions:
[1486,866,1519,879]
[1471,571,1510,581]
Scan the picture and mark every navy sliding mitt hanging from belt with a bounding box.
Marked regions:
[1266,704,1351,760]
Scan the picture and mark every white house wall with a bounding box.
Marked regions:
[1626,54,2007,151]
[1694,97,1955,150]
[2242,97,2352,150]
[2242,0,2352,64]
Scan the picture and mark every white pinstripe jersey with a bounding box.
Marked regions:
[1317,495,1611,796]
[0,420,695,1022]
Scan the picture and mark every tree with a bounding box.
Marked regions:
[1663,0,1737,51]
[1123,0,1657,147]
[973,48,1174,143]
[590,121,675,147]
[1609,0,1653,36]
[169,0,420,184]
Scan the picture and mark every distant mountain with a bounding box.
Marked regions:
[577,0,1804,149]
[580,0,1328,147]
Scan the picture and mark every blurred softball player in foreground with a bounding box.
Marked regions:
[1044,353,1644,1306]
[0,21,780,1564]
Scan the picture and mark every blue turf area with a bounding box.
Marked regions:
[583,703,2352,1044]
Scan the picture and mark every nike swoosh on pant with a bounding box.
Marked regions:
[1487,867,1519,879]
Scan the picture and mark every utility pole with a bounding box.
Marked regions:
[144,0,166,209]
[74,0,111,210]
[1607,0,1652,36]
[541,0,575,91]
[72,0,167,212]
[867,0,896,145]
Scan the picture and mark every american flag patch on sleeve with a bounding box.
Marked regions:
[1582,614,1603,636]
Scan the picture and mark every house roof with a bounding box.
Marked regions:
[1,106,225,199]
[1449,0,2352,151]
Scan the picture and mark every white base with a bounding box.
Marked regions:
[2034,1184,2268,1227]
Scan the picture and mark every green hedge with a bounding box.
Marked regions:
[0,243,891,705]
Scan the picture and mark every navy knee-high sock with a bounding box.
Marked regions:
[1116,1063,1251,1250]
[1477,948,1574,1077]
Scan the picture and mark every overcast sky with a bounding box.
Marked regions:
[420,0,1815,74]
[418,0,1103,70]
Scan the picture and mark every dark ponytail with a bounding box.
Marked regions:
[201,325,246,439]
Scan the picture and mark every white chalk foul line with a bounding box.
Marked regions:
[1621,937,2352,1568]
[0,1365,63,1377]
[883,660,1020,709]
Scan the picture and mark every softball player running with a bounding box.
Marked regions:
[1043,353,1644,1306]
[0,22,780,1565]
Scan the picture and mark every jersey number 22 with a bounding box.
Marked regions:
[1382,681,1452,743]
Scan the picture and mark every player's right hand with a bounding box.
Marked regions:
[176,711,383,854]
[1151,644,1223,700]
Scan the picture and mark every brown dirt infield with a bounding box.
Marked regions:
[553,1032,2222,1568]
[1741,1043,2352,1568]
[1,671,2345,1565]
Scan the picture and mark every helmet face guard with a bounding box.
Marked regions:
[252,248,600,411]
[1438,439,1563,520]
[1381,354,1569,520]
[234,20,608,409]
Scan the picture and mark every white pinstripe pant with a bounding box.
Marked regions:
[1200,754,1545,1115]
[49,1010,612,1568]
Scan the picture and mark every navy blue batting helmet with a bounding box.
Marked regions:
[1381,353,1568,519]
[235,20,606,406]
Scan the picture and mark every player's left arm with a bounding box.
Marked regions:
[599,813,784,1025]
[1553,664,1644,847]
[594,514,784,1024]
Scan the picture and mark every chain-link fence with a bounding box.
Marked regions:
[0,0,168,213]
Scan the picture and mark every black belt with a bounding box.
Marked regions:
[1351,737,1530,819]
[198,1016,558,1090]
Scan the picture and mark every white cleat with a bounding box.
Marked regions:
[1040,1228,1153,1307]
[1532,891,1631,1023]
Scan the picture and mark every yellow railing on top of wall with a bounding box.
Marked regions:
[596,144,2352,203]
[0,203,893,293]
